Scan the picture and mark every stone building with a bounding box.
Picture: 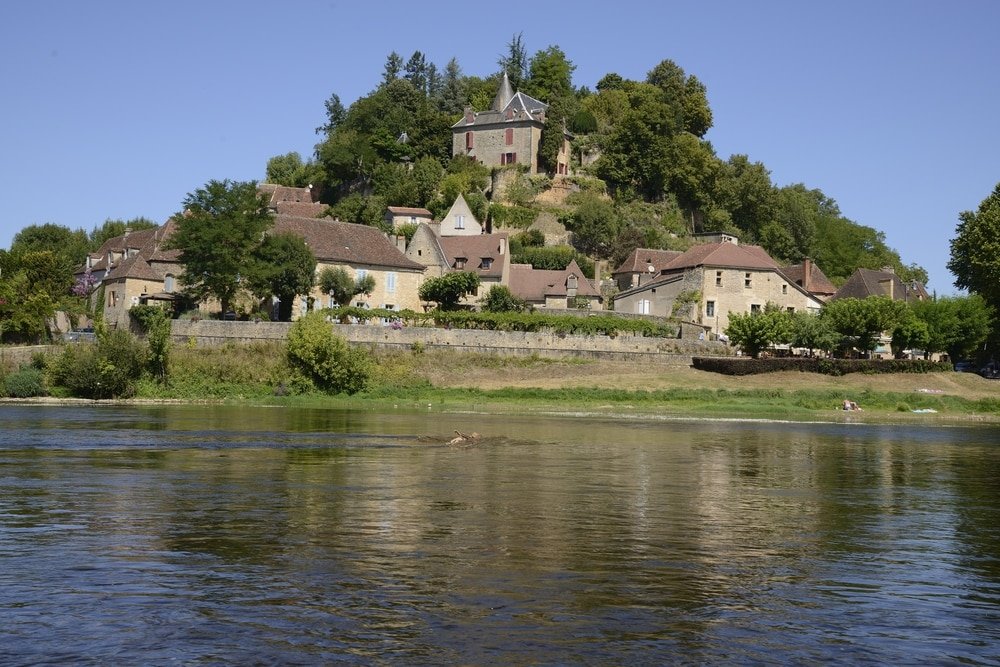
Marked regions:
[384,206,433,231]
[830,266,929,303]
[612,238,823,337]
[452,72,571,175]
[509,260,603,310]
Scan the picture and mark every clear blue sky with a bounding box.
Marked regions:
[2,0,997,294]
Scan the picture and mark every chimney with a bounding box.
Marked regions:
[464,107,475,124]
[395,235,407,252]
[802,258,812,291]
[499,237,507,255]
[879,277,895,300]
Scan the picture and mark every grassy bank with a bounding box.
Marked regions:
[129,344,1000,424]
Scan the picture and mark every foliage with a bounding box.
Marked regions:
[510,229,546,252]
[265,152,321,187]
[129,304,172,383]
[418,271,481,310]
[788,311,839,356]
[498,32,529,91]
[326,193,388,229]
[246,233,317,321]
[480,285,528,313]
[510,245,595,278]
[562,193,621,259]
[820,296,907,356]
[3,367,46,398]
[286,312,371,394]
[912,294,993,361]
[51,329,146,399]
[318,267,375,308]
[167,179,273,315]
[692,356,951,376]
[948,182,1000,315]
[889,307,930,358]
[489,203,537,229]
[724,307,792,358]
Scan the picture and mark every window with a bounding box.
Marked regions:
[787,307,795,313]
[465,132,474,150]
[454,257,466,269]
[479,258,493,270]
[750,304,762,314]
[745,273,752,288]
[500,152,517,165]
[716,271,723,287]
[636,299,651,315]
[328,295,336,309]
[781,283,787,294]
[385,272,397,293]
[706,300,715,317]
[505,128,514,145]
[356,269,367,281]
[455,214,465,230]
[164,274,175,293]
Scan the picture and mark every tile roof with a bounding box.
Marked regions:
[662,242,779,272]
[273,215,425,271]
[613,248,684,276]
[437,233,509,279]
[275,200,327,217]
[780,260,837,296]
[831,268,929,302]
[104,253,163,282]
[259,184,315,208]
[509,260,600,302]
[387,206,433,217]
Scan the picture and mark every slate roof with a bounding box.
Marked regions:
[613,248,684,276]
[780,260,837,296]
[437,233,509,279]
[452,72,549,130]
[662,242,780,273]
[509,260,601,302]
[831,268,929,302]
[104,253,163,282]
[273,215,424,271]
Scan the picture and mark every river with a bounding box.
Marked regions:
[1,404,998,665]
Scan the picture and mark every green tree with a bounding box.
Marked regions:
[788,310,839,356]
[498,33,528,91]
[714,154,778,242]
[129,304,172,383]
[480,285,527,312]
[404,50,429,93]
[562,193,621,259]
[247,232,317,321]
[948,182,1000,313]
[912,295,993,361]
[418,271,480,310]
[525,45,575,103]
[286,312,371,394]
[820,296,907,357]
[724,307,791,359]
[318,266,375,308]
[438,57,466,114]
[889,306,930,358]
[265,152,320,187]
[167,179,273,316]
[315,93,346,136]
[382,51,403,86]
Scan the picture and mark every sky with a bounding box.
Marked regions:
[2,0,998,295]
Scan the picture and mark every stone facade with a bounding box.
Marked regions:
[310,262,425,314]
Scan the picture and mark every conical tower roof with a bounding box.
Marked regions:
[491,72,515,111]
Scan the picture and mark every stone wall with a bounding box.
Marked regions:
[169,319,725,363]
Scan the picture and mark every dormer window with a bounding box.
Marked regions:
[480,257,493,270]
[567,274,578,290]
[454,257,467,269]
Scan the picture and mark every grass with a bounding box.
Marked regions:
[36,341,998,424]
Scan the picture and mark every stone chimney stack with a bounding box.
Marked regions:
[802,258,812,291]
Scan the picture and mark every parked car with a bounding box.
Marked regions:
[63,327,96,343]
[954,360,979,373]
[980,361,1000,379]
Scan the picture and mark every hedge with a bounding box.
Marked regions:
[692,357,952,376]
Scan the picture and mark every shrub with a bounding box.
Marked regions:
[4,367,46,398]
[286,312,371,394]
[51,329,146,398]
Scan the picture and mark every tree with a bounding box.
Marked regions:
[714,154,778,242]
[889,306,930,358]
[480,285,527,313]
[525,45,575,103]
[246,232,317,322]
[562,193,621,259]
[788,310,839,357]
[315,93,346,136]
[438,57,466,114]
[418,271,480,310]
[265,152,320,187]
[404,50,428,94]
[724,307,791,359]
[820,296,907,357]
[382,51,403,86]
[318,266,375,308]
[912,295,993,361]
[948,182,1000,313]
[167,179,273,316]
[498,33,528,91]
[286,312,371,394]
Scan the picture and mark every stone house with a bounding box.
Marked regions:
[404,223,510,305]
[384,206,433,231]
[274,215,426,315]
[612,248,684,292]
[830,266,929,303]
[781,258,838,302]
[452,72,572,176]
[509,260,603,310]
[612,238,824,337]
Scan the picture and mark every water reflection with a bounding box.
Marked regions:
[0,405,998,664]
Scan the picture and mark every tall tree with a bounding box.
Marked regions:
[246,232,317,322]
[438,57,466,114]
[167,180,273,316]
[525,45,575,103]
[315,93,346,136]
[498,33,528,91]
[404,50,428,93]
[382,51,403,86]
[948,182,1000,312]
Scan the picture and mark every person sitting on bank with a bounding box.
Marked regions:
[842,400,862,411]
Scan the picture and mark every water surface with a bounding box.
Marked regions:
[1,404,999,664]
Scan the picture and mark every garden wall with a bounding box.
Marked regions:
[169,320,724,364]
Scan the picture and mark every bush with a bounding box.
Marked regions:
[286,312,371,394]
[51,329,146,398]
[691,357,952,376]
[4,367,46,398]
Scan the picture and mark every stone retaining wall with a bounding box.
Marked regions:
[169,320,725,364]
